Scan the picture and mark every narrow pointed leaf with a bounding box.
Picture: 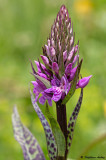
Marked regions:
[34,74,51,88]
[45,102,66,157]
[12,106,45,160]
[30,60,36,75]
[59,51,65,77]
[30,92,57,160]
[67,88,83,153]
[62,59,82,104]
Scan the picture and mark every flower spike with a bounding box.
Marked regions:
[31,5,91,106]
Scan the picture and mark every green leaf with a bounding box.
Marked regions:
[62,59,82,104]
[59,52,65,77]
[30,92,57,160]
[67,88,83,153]
[45,102,66,157]
[12,106,45,160]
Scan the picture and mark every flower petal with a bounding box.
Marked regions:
[67,45,78,61]
[65,63,72,76]
[77,75,92,88]
[52,62,59,74]
[63,50,67,62]
[51,79,56,86]
[45,86,62,102]
[50,47,56,56]
[72,55,79,67]
[68,66,77,81]
[35,61,46,73]
[45,45,50,56]
[61,76,66,86]
[51,75,60,87]
[45,86,59,93]
[52,88,62,102]
[39,93,52,106]
[52,92,62,102]
[47,39,50,47]
[37,72,47,79]
[32,81,45,93]
[39,96,46,105]
[74,45,78,53]
[61,75,70,94]
[32,81,47,102]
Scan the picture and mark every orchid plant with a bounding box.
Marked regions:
[12,5,92,160]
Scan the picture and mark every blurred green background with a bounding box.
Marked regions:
[0,0,106,159]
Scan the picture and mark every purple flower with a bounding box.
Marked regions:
[31,5,92,106]
[45,75,70,102]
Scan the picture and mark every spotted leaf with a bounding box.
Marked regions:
[30,92,57,160]
[67,88,83,153]
[12,106,45,160]
[45,102,66,157]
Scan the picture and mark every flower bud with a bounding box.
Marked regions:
[41,55,49,65]
[52,62,59,74]
[77,75,92,88]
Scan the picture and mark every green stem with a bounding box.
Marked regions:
[57,156,65,160]
[56,101,67,159]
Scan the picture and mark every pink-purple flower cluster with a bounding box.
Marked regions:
[31,5,92,106]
